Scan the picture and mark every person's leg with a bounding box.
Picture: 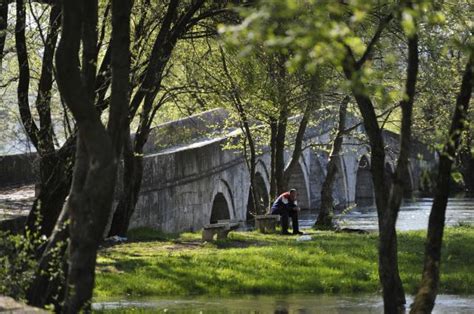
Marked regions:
[289,210,301,234]
[281,211,290,234]
[272,207,290,234]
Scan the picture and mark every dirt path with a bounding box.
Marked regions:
[0,185,34,219]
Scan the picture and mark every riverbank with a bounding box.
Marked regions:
[95,226,474,300]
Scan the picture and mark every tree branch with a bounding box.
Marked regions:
[356,13,394,69]
[15,0,40,148]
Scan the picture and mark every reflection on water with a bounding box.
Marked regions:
[299,197,474,231]
[93,294,474,313]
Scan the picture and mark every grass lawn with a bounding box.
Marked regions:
[94,226,474,301]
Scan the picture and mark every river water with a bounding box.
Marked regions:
[300,196,474,231]
[93,294,474,313]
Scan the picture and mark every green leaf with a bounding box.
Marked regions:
[401,10,416,37]
[451,171,464,184]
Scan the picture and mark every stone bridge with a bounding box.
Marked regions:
[129,108,435,233]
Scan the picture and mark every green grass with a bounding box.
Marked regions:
[94,226,474,301]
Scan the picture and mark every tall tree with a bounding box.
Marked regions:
[10,0,80,240]
[20,1,66,237]
[266,53,317,199]
[56,0,130,310]
[0,1,7,70]
[411,52,473,314]
[218,45,260,214]
[26,0,131,310]
[341,9,419,310]
[314,96,349,228]
[108,1,229,236]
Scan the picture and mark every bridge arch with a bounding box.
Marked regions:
[287,158,311,209]
[209,179,235,223]
[355,155,374,206]
[210,193,230,223]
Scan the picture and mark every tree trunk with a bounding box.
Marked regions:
[314,97,348,228]
[108,134,143,237]
[459,134,474,193]
[282,102,312,191]
[26,142,74,237]
[410,54,473,314]
[272,53,290,195]
[342,12,417,311]
[108,0,209,237]
[218,46,259,215]
[18,1,65,238]
[107,2,179,237]
[15,0,40,149]
[0,1,7,70]
[26,1,116,238]
[26,206,70,310]
[379,32,418,313]
[269,119,278,201]
[240,115,258,215]
[274,106,289,194]
[54,0,130,311]
[62,134,117,313]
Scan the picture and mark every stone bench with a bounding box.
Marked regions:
[255,215,280,233]
[202,220,240,241]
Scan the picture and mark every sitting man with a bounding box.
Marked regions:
[271,188,303,235]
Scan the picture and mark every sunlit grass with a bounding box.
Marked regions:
[94,226,474,300]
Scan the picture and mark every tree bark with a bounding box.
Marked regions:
[15,0,40,149]
[459,134,474,192]
[23,1,116,240]
[380,32,419,313]
[272,54,290,195]
[27,140,74,237]
[107,133,142,236]
[274,107,288,194]
[410,53,473,314]
[314,97,349,228]
[16,0,73,242]
[27,206,70,310]
[0,1,7,70]
[107,0,179,235]
[53,0,131,311]
[282,101,312,191]
[342,10,419,312]
[26,30,117,240]
[269,118,278,201]
[25,2,63,237]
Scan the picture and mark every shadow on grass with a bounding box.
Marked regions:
[127,227,181,242]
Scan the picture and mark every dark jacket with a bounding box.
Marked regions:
[271,192,297,213]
